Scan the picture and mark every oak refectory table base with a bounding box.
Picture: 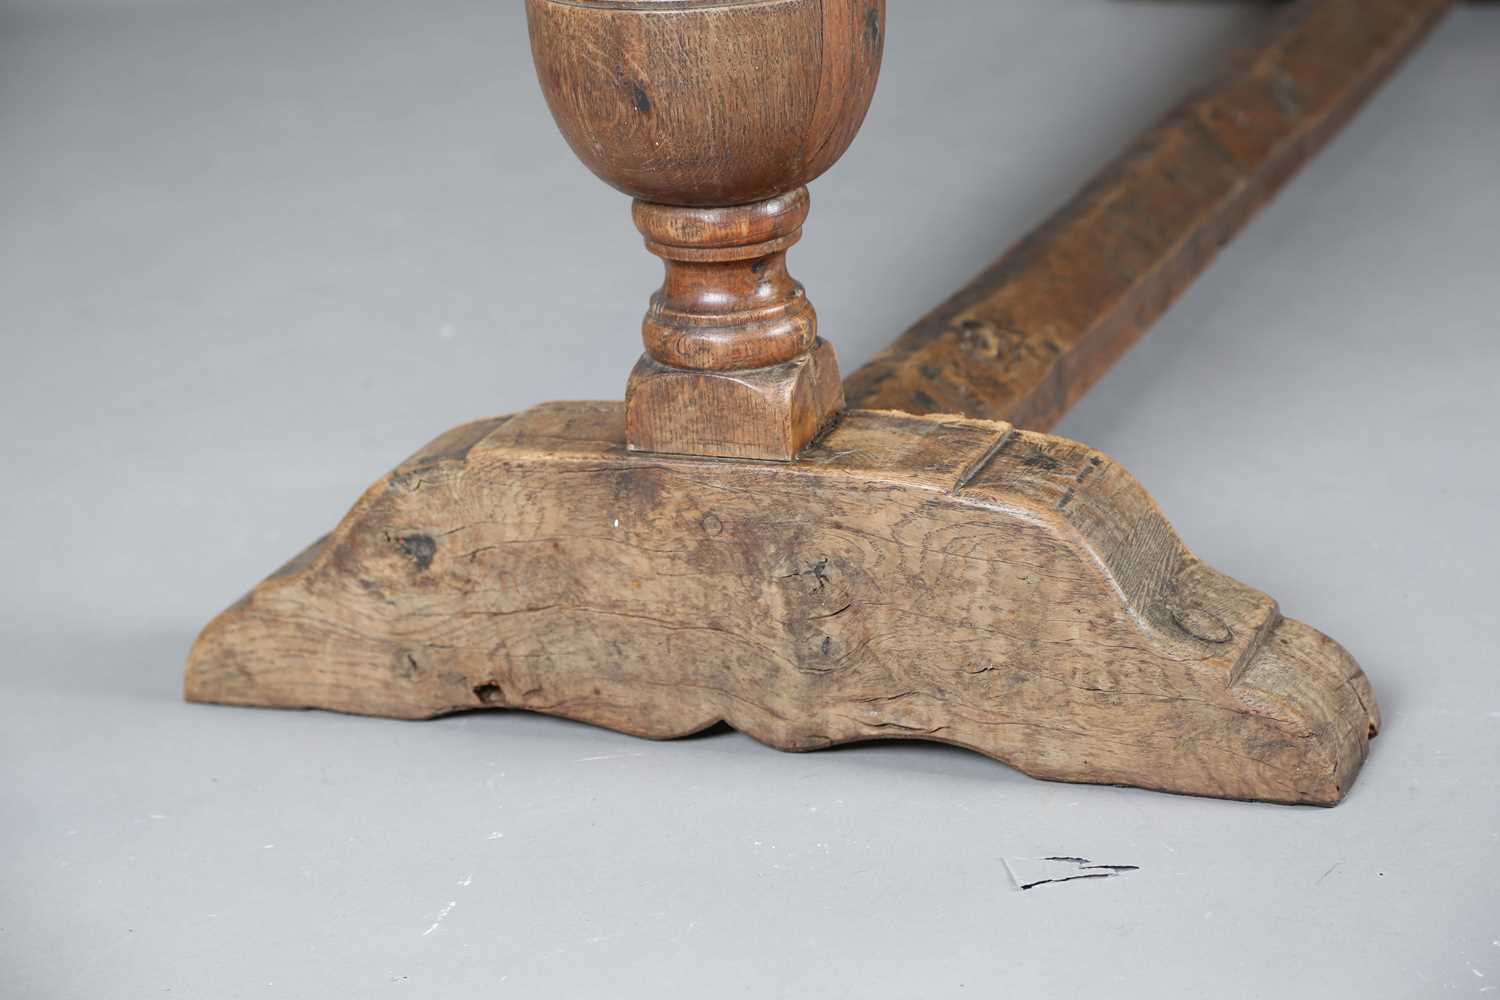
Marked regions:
[187,403,1377,805]
[184,0,1428,804]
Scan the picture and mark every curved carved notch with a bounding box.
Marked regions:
[186,403,1378,805]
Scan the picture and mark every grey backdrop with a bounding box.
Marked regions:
[3,1,1498,997]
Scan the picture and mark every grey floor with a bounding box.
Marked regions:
[3,1,1498,997]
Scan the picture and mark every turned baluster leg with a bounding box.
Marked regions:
[526,0,885,460]
[626,191,844,459]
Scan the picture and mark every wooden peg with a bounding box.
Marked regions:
[526,0,886,460]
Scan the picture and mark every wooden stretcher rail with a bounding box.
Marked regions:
[843,0,1453,431]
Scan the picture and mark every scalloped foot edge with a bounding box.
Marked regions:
[187,403,1378,805]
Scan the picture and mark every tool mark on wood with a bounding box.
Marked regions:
[1020,449,1063,472]
[954,427,1015,494]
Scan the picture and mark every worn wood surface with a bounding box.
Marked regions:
[626,337,844,460]
[843,0,1454,430]
[528,0,883,458]
[187,403,1378,805]
[623,190,845,459]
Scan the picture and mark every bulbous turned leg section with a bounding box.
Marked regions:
[625,188,845,460]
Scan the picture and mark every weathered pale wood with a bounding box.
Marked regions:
[187,404,1378,805]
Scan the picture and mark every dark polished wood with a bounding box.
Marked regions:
[633,191,816,372]
[527,0,885,207]
[843,0,1454,430]
[527,0,885,459]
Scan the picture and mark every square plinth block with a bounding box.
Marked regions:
[625,338,844,461]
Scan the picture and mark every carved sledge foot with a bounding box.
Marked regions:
[186,403,1378,805]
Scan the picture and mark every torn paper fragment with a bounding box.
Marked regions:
[1002,856,1140,891]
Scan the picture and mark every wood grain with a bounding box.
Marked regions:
[187,404,1378,805]
[843,0,1454,430]
[626,336,844,460]
[528,0,883,458]
[526,0,884,206]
